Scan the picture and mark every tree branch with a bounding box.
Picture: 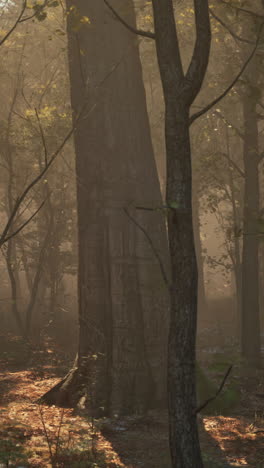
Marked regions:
[0,106,84,246]
[0,47,131,246]
[217,151,245,177]
[184,0,211,104]
[190,22,264,124]
[123,207,170,289]
[3,199,46,244]
[0,0,27,46]
[19,0,49,23]
[218,0,264,20]
[214,109,245,141]
[194,365,233,414]
[103,0,155,39]
[209,8,254,44]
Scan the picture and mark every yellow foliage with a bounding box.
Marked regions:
[80,16,90,24]
[143,15,153,24]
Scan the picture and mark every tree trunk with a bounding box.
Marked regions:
[166,109,203,468]
[151,0,211,465]
[6,238,25,337]
[226,126,242,340]
[193,190,207,316]
[40,0,169,415]
[241,90,261,363]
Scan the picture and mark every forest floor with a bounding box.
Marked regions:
[0,333,264,467]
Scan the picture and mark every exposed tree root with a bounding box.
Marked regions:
[37,365,85,408]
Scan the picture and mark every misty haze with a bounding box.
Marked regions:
[0,1,263,467]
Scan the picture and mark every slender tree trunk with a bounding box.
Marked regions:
[241,90,261,363]
[166,109,203,468]
[24,226,51,336]
[193,191,207,316]
[6,238,25,336]
[151,0,211,465]
[226,126,242,339]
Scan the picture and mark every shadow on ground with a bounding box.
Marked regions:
[100,411,235,468]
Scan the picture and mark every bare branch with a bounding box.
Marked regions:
[217,151,245,177]
[195,365,233,414]
[184,0,211,104]
[103,0,155,39]
[214,109,245,140]
[124,207,170,289]
[209,8,254,44]
[190,22,264,124]
[0,51,129,245]
[0,106,83,246]
[3,199,46,244]
[0,0,27,46]
[218,0,264,20]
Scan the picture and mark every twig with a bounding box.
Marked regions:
[190,22,264,124]
[38,406,54,462]
[54,408,65,461]
[217,151,245,178]
[214,109,245,141]
[0,104,84,246]
[209,8,254,44]
[0,0,27,46]
[103,0,155,39]
[123,207,169,289]
[3,198,47,243]
[194,365,233,414]
[218,0,264,20]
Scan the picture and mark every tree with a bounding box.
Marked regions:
[208,1,264,362]
[40,0,169,415]
[239,13,263,364]
[103,0,262,465]
[150,2,211,465]
[0,2,78,339]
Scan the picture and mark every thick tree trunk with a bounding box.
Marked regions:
[241,91,261,363]
[41,0,169,414]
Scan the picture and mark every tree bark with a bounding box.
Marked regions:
[41,0,169,415]
[241,89,261,363]
[151,0,211,465]
[165,107,203,467]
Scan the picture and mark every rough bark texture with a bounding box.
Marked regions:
[41,0,169,415]
[151,0,211,466]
